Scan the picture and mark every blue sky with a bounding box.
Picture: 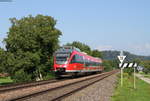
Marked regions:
[0,0,150,56]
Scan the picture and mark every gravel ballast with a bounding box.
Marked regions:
[63,73,118,101]
[0,72,115,101]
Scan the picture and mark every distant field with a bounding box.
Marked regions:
[0,77,13,85]
[111,74,150,101]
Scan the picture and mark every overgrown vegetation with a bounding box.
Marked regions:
[0,77,13,85]
[140,60,150,74]
[102,60,118,72]
[112,73,150,101]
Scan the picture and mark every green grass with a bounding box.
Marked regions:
[111,74,150,101]
[0,77,13,85]
[43,73,55,80]
[139,72,150,78]
[143,74,150,78]
[139,72,145,75]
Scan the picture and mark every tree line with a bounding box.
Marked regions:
[102,51,150,61]
[0,14,118,83]
[140,60,150,74]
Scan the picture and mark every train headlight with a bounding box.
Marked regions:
[64,65,67,68]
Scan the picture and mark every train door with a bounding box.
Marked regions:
[70,54,84,71]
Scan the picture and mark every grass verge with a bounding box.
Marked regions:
[111,73,150,101]
[143,74,150,78]
[0,77,13,85]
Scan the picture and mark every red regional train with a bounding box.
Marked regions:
[53,46,104,77]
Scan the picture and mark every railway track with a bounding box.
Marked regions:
[0,78,62,93]
[1,70,119,101]
[0,74,94,93]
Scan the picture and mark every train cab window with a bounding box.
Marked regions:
[70,55,76,63]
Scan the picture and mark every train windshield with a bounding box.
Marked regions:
[55,53,70,64]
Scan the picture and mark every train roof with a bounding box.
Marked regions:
[55,46,80,54]
[55,46,102,62]
[73,50,102,62]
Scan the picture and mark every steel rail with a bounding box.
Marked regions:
[11,70,119,101]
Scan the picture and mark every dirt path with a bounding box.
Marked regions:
[135,74,150,84]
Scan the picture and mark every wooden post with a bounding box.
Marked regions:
[134,67,136,89]
[121,68,123,87]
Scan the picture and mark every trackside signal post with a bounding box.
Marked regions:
[133,63,138,89]
[118,51,138,89]
[118,51,126,87]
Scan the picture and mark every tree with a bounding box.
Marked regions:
[4,14,62,82]
[140,60,150,74]
[0,48,5,73]
[102,60,118,72]
[102,60,112,72]
[66,41,92,55]
[91,49,102,58]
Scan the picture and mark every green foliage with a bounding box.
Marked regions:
[66,41,92,55]
[91,49,102,58]
[123,72,129,78]
[140,60,150,74]
[102,60,112,72]
[143,68,150,74]
[124,68,133,76]
[121,58,140,75]
[5,15,61,54]
[102,60,118,72]
[0,77,13,85]
[43,71,55,80]
[132,58,141,64]
[3,14,62,82]
[12,69,32,83]
[0,48,5,72]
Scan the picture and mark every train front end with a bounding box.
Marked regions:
[53,46,73,75]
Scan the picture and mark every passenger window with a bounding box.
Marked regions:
[80,56,84,64]
[70,55,83,64]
